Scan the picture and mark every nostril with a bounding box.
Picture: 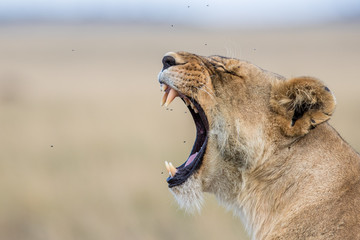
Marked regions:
[162,56,176,70]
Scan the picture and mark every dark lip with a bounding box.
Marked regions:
[167,97,209,188]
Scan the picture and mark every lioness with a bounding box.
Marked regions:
[158,51,360,240]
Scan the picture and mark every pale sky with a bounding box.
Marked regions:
[0,0,359,27]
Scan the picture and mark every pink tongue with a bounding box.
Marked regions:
[185,152,198,167]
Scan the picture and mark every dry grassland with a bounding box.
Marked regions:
[0,22,359,240]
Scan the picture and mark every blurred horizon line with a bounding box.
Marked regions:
[0,17,359,30]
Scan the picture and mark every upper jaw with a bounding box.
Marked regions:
[159,83,200,113]
[158,66,202,112]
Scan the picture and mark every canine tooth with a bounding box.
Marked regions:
[169,162,177,176]
[161,84,168,92]
[165,161,173,177]
[165,88,178,107]
[165,161,170,173]
[161,91,169,106]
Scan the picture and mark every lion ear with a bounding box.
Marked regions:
[270,77,336,137]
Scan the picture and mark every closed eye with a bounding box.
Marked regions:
[214,64,240,77]
[208,59,244,78]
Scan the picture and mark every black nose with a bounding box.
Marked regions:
[162,56,176,70]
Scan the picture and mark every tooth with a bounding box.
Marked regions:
[161,84,168,92]
[190,102,199,113]
[184,97,191,106]
[165,161,174,177]
[161,91,169,106]
[165,161,170,173]
[169,162,177,176]
[165,88,178,107]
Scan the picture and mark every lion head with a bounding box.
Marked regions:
[158,51,336,214]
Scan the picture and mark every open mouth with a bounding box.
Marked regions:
[160,84,209,188]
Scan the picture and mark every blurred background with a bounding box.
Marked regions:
[0,0,359,239]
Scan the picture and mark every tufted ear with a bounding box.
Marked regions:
[270,77,336,137]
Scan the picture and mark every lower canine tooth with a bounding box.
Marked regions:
[165,161,170,173]
[169,162,177,176]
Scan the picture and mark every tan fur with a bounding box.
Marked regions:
[159,52,360,240]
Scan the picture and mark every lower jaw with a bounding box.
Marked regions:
[166,98,209,188]
[167,136,208,188]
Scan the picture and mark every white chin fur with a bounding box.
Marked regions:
[169,174,204,213]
